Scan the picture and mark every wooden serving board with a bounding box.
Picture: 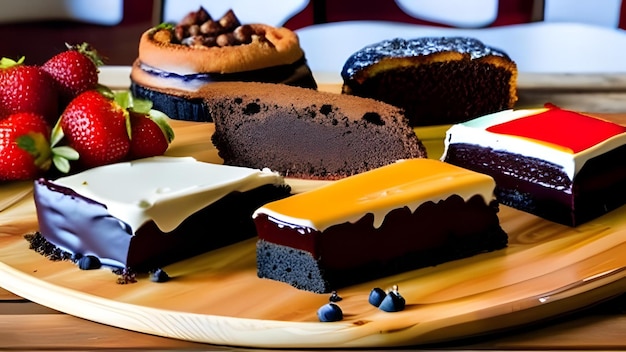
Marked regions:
[3,113,626,348]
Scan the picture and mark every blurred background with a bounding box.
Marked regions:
[0,0,624,66]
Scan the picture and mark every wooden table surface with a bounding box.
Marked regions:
[4,77,626,350]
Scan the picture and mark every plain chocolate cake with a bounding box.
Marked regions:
[253,159,508,293]
[442,105,626,226]
[196,81,427,180]
[341,37,518,127]
[130,7,317,122]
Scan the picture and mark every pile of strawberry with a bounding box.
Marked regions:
[0,43,174,182]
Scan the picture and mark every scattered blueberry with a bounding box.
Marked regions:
[378,285,406,312]
[329,290,342,302]
[150,268,170,283]
[368,287,386,307]
[317,303,343,322]
[77,255,101,270]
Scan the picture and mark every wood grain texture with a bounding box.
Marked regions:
[2,90,626,348]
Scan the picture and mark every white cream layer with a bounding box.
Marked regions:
[137,63,209,91]
[53,156,284,233]
[442,108,626,181]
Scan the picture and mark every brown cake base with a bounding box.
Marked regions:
[255,195,508,293]
[344,60,515,126]
[443,143,626,226]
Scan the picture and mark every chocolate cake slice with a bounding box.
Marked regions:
[253,159,508,293]
[442,105,626,226]
[341,37,518,126]
[32,156,291,272]
[196,81,427,180]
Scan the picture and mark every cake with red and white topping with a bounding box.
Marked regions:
[442,105,626,226]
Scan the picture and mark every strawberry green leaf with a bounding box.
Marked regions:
[66,42,104,67]
[149,109,175,143]
[50,118,65,147]
[114,90,153,114]
[51,146,79,174]
[0,56,25,69]
[96,84,115,100]
[16,132,52,171]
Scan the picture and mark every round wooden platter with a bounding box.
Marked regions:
[3,116,626,348]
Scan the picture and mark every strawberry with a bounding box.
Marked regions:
[56,90,130,168]
[0,112,52,181]
[0,57,59,125]
[41,43,103,104]
[128,110,174,159]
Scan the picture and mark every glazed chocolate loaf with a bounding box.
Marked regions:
[341,37,518,126]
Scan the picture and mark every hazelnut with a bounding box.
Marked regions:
[233,25,255,44]
[188,24,201,36]
[216,33,236,47]
[200,20,222,36]
[152,29,173,43]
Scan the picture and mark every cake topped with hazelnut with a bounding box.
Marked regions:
[130,7,317,121]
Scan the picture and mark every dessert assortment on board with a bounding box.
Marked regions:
[130,7,318,122]
[341,37,518,126]
[2,3,626,337]
[442,104,626,226]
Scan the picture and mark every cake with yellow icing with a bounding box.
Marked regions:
[253,158,508,293]
[341,37,518,127]
[442,105,626,226]
[130,7,317,122]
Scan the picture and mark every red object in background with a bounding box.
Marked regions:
[284,0,536,30]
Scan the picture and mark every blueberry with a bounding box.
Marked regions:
[77,255,101,270]
[329,290,342,302]
[368,287,386,307]
[379,291,406,312]
[150,268,170,283]
[317,303,343,322]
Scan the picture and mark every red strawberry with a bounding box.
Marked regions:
[128,110,174,159]
[0,57,59,125]
[0,112,52,181]
[41,43,103,103]
[58,90,130,168]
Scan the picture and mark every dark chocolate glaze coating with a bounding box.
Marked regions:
[341,37,510,81]
[34,179,291,272]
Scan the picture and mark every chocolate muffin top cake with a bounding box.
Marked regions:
[341,37,518,126]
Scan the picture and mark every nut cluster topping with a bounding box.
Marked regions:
[164,7,267,48]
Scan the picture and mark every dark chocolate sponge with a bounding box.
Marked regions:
[341,37,518,126]
[196,81,427,180]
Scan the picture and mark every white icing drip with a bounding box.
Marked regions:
[53,157,284,233]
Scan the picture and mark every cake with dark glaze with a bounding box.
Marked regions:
[32,157,291,273]
[196,81,427,180]
[253,159,508,293]
[130,7,317,122]
[442,105,626,226]
[341,37,518,127]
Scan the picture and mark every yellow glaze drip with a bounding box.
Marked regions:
[254,159,496,231]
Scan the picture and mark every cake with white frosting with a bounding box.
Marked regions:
[442,105,626,226]
[31,156,291,273]
[129,7,317,122]
[253,158,508,293]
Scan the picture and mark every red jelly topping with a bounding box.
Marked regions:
[487,107,626,153]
